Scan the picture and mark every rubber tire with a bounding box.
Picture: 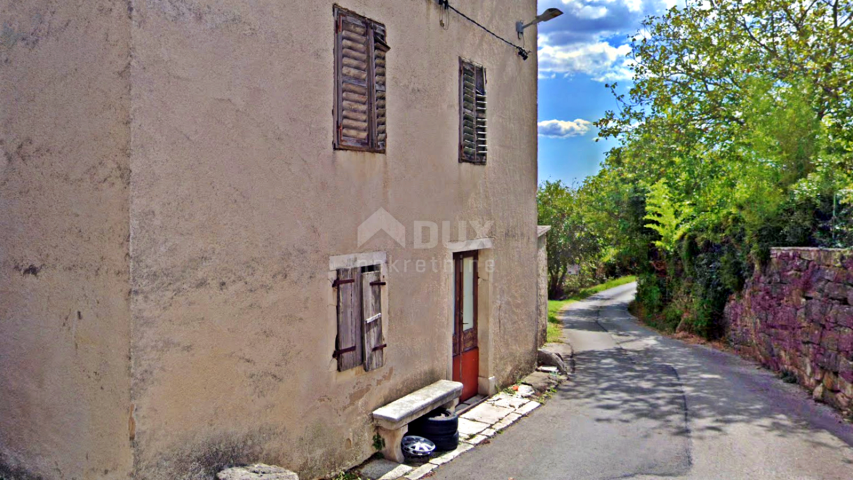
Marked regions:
[410,408,458,437]
[431,431,460,451]
[409,408,459,450]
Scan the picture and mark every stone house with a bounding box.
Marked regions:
[0,1,541,479]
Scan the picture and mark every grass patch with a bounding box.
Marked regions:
[547,275,636,343]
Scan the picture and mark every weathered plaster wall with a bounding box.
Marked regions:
[128,1,538,479]
[0,1,132,479]
[537,233,548,347]
[725,248,853,416]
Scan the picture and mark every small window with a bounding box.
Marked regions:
[459,59,487,164]
[334,6,389,153]
[334,264,386,372]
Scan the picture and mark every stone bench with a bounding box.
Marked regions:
[372,379,463,462]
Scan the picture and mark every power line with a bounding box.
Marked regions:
[438,0,531,60]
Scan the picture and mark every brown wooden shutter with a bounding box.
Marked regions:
[372,26,389,152]
[361,270,385,371]
[335,267,363,371]
[459,61,486,164]
[336,11,371,150]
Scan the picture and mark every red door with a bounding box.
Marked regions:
[452,251,479,402]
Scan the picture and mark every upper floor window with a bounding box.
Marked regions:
[459,59,487,164]
[334,6,389,153]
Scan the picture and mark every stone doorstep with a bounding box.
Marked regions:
[456,394,487,415]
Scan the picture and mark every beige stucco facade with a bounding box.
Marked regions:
[1,1,540,479]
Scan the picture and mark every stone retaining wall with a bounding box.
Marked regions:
[725,248,853,415]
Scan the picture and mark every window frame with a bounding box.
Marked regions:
[459,58,487,165]
[333,6,388,154]
[329,253,388,373]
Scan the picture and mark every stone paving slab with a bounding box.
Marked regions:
[402,462,436,480]
[460,402,514,424]
[492,412,522,431]
[457,417,490,435]
[358,459,413,480]
[516,400,541,416]
[488,392,530,409]
[462,433,490,445]
[428,443,474,466]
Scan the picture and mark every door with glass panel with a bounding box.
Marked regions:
[452,251,478,402]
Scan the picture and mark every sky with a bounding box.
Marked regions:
[535,0,678,186]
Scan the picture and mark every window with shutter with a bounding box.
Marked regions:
[333,262,387,372]
[459,60,487,164]
[334,7,389,153]
[361,270,385,371]
[335,267,363,371]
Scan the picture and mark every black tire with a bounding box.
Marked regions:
[410,408,458,437]
[431,431,460,451]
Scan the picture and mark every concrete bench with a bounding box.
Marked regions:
[372,379,463,462]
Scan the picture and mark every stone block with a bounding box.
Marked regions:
[538,349,569,375]
[836,305,853,328]
[372,380,463,430]
[820,331,839,352]
[521,371,559,393]
[217,464,298,480]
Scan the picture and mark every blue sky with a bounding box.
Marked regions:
[535,0,678,185]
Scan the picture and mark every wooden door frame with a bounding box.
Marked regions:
[452,250,479,402]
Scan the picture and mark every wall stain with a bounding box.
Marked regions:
[134,426,281,480]
[14,264,41,277]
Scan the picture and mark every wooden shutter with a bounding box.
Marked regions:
[373,26,389,152]
[362,270,385,371]
[459,60,487,164]
[336,11,371,150]
[335,267,363,371]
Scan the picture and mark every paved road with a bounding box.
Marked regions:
[432,283,853,479]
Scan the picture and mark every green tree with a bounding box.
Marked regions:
[589,0,853,337]
[537,181,601,298]
[644,180,691,254]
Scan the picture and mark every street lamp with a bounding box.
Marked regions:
[516,8,564,38]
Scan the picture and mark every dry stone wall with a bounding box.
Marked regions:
[725,248,853,415]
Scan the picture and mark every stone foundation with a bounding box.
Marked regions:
[725,248,853,415]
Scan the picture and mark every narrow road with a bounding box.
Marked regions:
[432,283,853,479]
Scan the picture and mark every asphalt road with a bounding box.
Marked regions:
[431,283,853,480]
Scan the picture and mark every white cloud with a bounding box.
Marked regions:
[538,119,594,138]
[538,35,633,81]
[578,5,609,19]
